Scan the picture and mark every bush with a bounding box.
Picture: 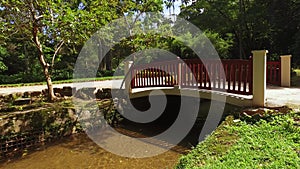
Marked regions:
[96,70,114,77]
[0,73,44,84]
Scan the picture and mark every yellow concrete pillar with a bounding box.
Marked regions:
[124,61,133,93]
[252,50,268,107]
[280,55,292,87]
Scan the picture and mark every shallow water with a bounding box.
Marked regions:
[0,133,188,169]
[0,122,204,169]
[0,96,211,169]
[0,114,203,169]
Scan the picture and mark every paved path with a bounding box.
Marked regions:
[0,80,123,95]
[266,86,300,108]
[0,81,299,108]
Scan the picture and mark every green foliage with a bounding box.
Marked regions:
[170,31,233,59]
[204,31,233,59]
[180,0,299,60]
[292,31,300,66]
[0,46,8,72]
[1,0,298,85]
[0,0,167,84]
[176,112,300,168]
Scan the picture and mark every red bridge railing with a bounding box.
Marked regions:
[267,61,281,86]
[131,60,179,88]
[181,59,252,95]
[131,59,253,95]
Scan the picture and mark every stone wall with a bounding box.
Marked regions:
[0,88,116,159]
[0,86,113,101]
[0,107,78,136]
[0,106,80,159]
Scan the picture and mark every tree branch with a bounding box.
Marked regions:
[51,40,64,67]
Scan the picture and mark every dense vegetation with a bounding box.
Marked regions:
[176,111,300,168]
[0,0,299,100]
[180,0,300,61]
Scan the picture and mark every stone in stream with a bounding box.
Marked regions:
[95,89,105,99]
[94,88,112,100]
[62,86,74,97]
[13,98,32,105]
[74,87,96,100]
[30,91,42,97]
[54,88,63,97]
[23,91,31,98]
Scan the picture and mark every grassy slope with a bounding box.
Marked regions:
[176,112,300,169]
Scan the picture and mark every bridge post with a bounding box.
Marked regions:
[124,61,133,93]
[252,50,268,107]
[280,55,292,87]
[176,57,182,89]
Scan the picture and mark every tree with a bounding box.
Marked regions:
[0,33,43,83]
[179,0,259,58]
[179,0,299,60]
[117,0,164,62]
[0,0,119,101]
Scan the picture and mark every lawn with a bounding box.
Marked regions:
[176,111,300,168]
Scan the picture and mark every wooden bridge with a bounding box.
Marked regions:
[125,50,291,107]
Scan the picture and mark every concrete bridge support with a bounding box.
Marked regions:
[124,61,133,92]
[280,55,292,87]
[252,50,268,107]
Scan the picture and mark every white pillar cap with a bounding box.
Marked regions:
[251,50,269,54]
[280,55,292,58]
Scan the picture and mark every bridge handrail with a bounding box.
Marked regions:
[131,59,179,88]
[131,58,254,95]
[181,59,253,95]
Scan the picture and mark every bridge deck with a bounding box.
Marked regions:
[130,86,300,108]
[130,87,253,107]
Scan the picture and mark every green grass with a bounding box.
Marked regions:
[294,69,300,76]
[292,76,300,87]
[176,112,300,168]
[0,76,124,88]
[292,69,300,86]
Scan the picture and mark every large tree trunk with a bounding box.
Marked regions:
[99,57,107,71]
[106,52,112,71]
[33,27,56,101]
[38,52,56,101]
[43,66,56,101]
[30,2,56,101]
